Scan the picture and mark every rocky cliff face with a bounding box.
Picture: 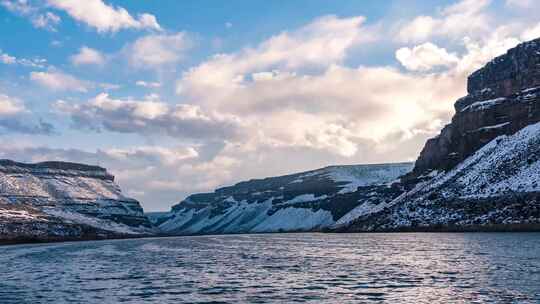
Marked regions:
[0,160,153,243]
[409,38,540,179]
[159,163,413,235]
[337,122,540,232]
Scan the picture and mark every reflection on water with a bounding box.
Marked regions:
[1,233,539,303]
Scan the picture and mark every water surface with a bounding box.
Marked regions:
[1,233,539,303]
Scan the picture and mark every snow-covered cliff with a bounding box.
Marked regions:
[159,163,413,235]
[0,160,153,243]
[336,122,540,231]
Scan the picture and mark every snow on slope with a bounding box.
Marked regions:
[407,122,540,199]
[42,207,148,235]
[326,164,411,194]
[0,161,152,239]
[338,122,540,231]
[160,163,413,235]
[251,207,334,232]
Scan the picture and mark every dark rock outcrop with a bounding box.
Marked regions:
[409,38,540,179]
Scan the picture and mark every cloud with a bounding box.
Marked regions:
[99,83,121,90]
[31,11,60,30]
[172,15,467,157]
[0,49,47,67]
[522,23,540,41]
[0,94,25,116]
[0,0,34,15]
[46,0,161,33]
[456,30,522,75]
[398,0,492,42]
[178,15,376,95]
[126,33,192,68]
[136,81,162,88]
[173,12,532,161]
[30,70,89,92]
[396,42,459,71]
[50,40,63,47]
[0,51,16,65]
[1,0,61,31]
[103,146,198,165]
[0,118,55,135]
[54,93,243,141]
[70,46,106,66]
[0,94,54,135]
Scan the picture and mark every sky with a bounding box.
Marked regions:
[0,0,539,211]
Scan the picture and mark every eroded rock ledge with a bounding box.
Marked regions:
[409,38,540,179]
[0,160,153,244]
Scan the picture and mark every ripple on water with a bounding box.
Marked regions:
[0,233,540,303]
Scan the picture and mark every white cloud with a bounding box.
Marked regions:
[178,64,463,157]
[104,146,198,165]
[50,40,63,47]
[0,50,16,64]
[456,31,522,75]
[70,46,106,66]
[98,83,121,90]
[46,0,161,33]
[1,0,61,31]
[396,42,459,71]
[31,12,60,30]
[54,93,243,140]
[30,70,89,92]
[1,49,47,68]
[18,57,47,68]
[522,23,540,41]
[0,0,34,15]
[173,13,531,160]
[136,81,162,88]
[398,0,492,42]
[0,93,55,134]
[127,33,192,68]
[0,94,25,116]
[178,15,376,94]
[172,15,465,157]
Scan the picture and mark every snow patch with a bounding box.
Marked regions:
[286,194,327,204]
[252,207,334,232]
[325,164,412,194]
[460,97,507,112]
[42,207,148,235]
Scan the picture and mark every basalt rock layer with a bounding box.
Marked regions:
[0,160,153,244]
[409,38,540,179]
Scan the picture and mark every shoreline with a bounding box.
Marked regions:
[3,225,540,246]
